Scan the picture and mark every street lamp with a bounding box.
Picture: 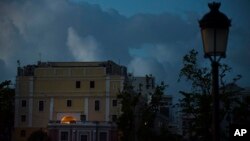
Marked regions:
[199,2,231,141]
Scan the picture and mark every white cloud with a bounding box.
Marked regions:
[128,57,152,75]
[128,57,166,79]
[67,27,100,61]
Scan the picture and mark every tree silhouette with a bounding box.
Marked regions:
[117,75,139,141]
[117,75,180,141]
[0,80,15,141]
[178,49,248,140]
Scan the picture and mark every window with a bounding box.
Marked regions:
[60,131,69,141]
[90,81,95,88]
[21,115,26,122]
[80,115,86,121]
[20,130,26,137]
[21,100,26,107]
[99,132,107,141]
[67,100,72,107]
[112,115,117,122]
[76,81,81,88]
[112,100,117,107]
[39,101,44,111]
[95,100,100,111]
[80,135,88,141]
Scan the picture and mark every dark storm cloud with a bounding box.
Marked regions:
[0,59,12,81]
[125,13,196,45]
[0,0,249,93]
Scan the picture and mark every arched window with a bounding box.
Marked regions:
[61,116,76,124]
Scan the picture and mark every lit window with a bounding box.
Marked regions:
[61,116,76,124]
[76,81,81,88]
[67,100,72,107]
[39,101,44,111]
[95,100,100,111]
[21,100,26,107]
[90,81,95,88]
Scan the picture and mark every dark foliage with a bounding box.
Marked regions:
[178,49,249,140]
[0,80,15,141]
[117,75,180,141]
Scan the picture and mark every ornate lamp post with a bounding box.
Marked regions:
[199,2,231,141]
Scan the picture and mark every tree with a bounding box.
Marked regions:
[178,50,212,140]
[137,82,167,141]
[178,49,246,140]
[117,74,178,141]
[117,75,140,141]
[0,80,15,141]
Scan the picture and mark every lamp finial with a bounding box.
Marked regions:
[208,2,221,11]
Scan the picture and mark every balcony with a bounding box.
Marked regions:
[48,120,117,128]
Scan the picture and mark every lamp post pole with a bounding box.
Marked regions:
[199,2,231,141]
[212,60,219,141]
[212,27,220,141]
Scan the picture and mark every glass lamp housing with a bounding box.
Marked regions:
[199,2,231,58]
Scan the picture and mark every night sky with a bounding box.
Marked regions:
[0,0,249,98]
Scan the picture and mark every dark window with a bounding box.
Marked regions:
[90,81,95,88]
[112,115,117,122]
[20,130,26,137]
[67,100,72,107]
[99,132,107,141]
[61,131,68,141]
[21,100,26,107]
[80,115,86,121]
[76,81,81,88]
[21,115,26,122]
[112,100,117,107]
[80,135,88,141]
[95,100,100,111]
[39,101,44,111]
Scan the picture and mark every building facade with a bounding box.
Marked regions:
[132,76,155,103]
[13,61,126,141]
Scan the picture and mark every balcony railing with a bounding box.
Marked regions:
[48,120,117,127]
